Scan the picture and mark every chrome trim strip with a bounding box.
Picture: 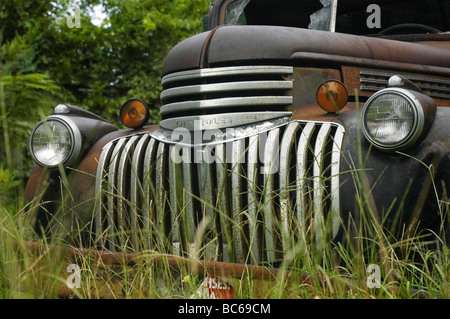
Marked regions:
[162,65,294,86]
[160,96,293,115]
[150,116,292,147]
[160,111,292,131]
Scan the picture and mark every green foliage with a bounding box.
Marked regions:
[26,0,210,125]
[0,166,21,209]
[0,0,210,206]
[0,34,63,183]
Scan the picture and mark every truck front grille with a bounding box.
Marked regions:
[160,65,294,118]
[94,120,345,264]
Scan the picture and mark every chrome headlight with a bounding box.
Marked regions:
[30,115,82,168]
[361,87,436,151]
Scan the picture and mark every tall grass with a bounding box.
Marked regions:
[1,156,448,299]
[0,116,449,299]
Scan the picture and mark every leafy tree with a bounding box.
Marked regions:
[0,0,210,205]
[30,0,211,124]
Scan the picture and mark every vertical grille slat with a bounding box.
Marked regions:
[247,135,262,263]
[94,142,115,249]
[231,138,246,263]
[182,158,196,254]
[279,121,301,254]
[196,147,217,260]
[313,123,332,247]
[296,122,316,237]
[106,138,127,251]
[262,128,280,263]
[215,143,232,261]
[155,142,169,251]
[130,134,150,250]
[142,138,157,250]
[168,144,183,255]
[330,127,345,239]
[95,120,345,264]
[117,136,140,250]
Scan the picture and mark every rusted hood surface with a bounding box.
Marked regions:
[162,25,450,76]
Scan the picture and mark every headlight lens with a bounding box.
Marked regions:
[361,88,434,151]
[30,116,82,168]
[364,93,416,146]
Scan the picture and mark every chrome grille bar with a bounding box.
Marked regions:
[161,81,293,101]
[162,65,294,86]
[161,96,293,116]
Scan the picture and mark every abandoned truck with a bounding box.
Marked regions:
[25,0,450,265]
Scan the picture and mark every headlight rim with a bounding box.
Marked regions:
[29,115,83,168]
[361,87,427,152]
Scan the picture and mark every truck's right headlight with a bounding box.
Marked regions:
[361,87,436,152]
[30,115,82,168]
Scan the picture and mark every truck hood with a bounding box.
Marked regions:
[162,25,450,76]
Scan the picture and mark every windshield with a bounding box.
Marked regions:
[223,0,450,35]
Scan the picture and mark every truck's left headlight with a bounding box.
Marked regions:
[361,87,436,152]
[30,115,82,168]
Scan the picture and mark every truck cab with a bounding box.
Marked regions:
[25,0,450,265]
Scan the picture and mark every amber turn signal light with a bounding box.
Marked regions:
[120,99,149,128]
[316,80,348,113]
